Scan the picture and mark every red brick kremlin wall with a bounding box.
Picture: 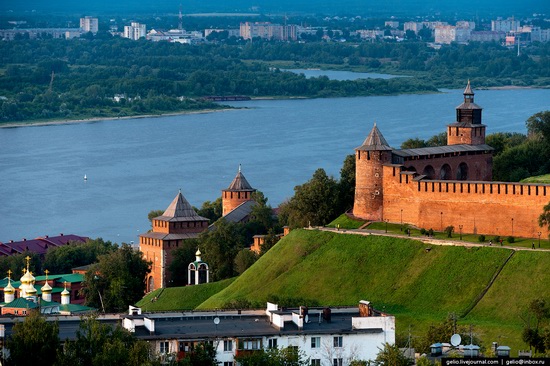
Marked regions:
[382,165,550,238]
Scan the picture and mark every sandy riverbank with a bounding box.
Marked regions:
[0,108,235,129]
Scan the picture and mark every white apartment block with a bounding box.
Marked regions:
[122,301,396,365]
[240,22,297,41]
[435,25,471,44]
[80,16,98,34]
[491,18,520,32]
[384,21,400,29]
[404,22,424,34]
[124,22,146,40]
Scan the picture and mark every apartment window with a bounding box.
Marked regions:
[333,336,343,348]
[268,338,278,349]
[223,362,234,366]
[311,359,321,366]
[333,358,343,366]
[240,339,261,350]
[160,341,169,354]
[178,341,185,352]
[223,340,233,352]
[311,336,321,349]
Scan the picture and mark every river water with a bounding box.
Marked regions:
[1,86,549,245]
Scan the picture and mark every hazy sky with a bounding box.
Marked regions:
[1,0,548,17]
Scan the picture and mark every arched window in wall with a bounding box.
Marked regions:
[457,162,469,180]
[440,164,452,180]
[422,165,435,180]
[147,276,155,292]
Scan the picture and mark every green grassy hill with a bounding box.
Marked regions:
[520,174,550,184]
[137,229,550,351]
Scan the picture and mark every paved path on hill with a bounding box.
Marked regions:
[308,227,549,252]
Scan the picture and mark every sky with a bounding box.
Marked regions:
[1,0,548,17]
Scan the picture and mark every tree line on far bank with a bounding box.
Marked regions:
[2,37,549,123]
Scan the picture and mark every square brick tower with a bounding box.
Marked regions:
[140,191,209,291]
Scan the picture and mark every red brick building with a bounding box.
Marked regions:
[139,191,209,291]
[353,82,549,238]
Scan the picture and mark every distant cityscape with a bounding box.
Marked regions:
[0,14,549,46]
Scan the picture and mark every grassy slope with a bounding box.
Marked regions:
[521,174,550,184]
[135,278,235,311]
[198,230,512,319]
[139,230,550,350]
[465,251,550,350]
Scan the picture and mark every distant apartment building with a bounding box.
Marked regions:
[469,31,506,42]
[384,20,400,29]
[491,18,520,32]
[356,29,385,40]
[435,23,471,44]
[0,28,81,41]
[204,28,240,38]
[530,27,550,42]
[80,16,98,34]
[239,22,297,41]
[404,21,424,34]
[124,22,146,40]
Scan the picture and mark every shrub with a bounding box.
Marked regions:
[493,236,501,243]
[420,228,426,235]
[478,234,485,242]
[445,226,454,238]
[507,236,515,243]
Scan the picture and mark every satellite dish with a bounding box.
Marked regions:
[451,334,462,347]
[213,317,220,325]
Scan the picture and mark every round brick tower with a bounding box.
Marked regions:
[353,123,393,221]
[222,165,256,216]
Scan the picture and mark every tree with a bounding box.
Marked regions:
[148,209,165,223]
[82,244,151,312]
[179,342,217,366]
[199,218,244,280]
[234,248,257,274]
[375,343,411,366]
[338,154,356,213]
[539,202,550,236]
[6,310,60,366]
[44,238,115,274]
[278,168,339,228]
[194,197,223,222]
[235,347,307,366]
[522,298,550,353]
[401,138,427,149]
[58,315,158,366]
[260,228,281,256]
[168,239,200,287]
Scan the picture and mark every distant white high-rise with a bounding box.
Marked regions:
[80,16,98,34]
[124,22,146,40]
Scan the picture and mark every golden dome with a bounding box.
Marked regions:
[41,281,53,293]
[4,279,15,294]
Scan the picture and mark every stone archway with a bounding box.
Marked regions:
[457,162,469,180]
[422,165,435,179]
[440,164,452,180]
[147,276,155,292]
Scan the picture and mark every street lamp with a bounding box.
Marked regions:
[538,232,542,248]
[385,219,388,233]
[459,225,463,240]
[511,218,514,236]
[400,209,403,231]
[440,212,443,231]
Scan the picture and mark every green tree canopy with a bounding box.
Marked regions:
[6,310,60,366]
[199,218,244,281]
[58,315,158,366]
[82,244,151,312]
[43,238,116,274]
[279,168,339,228]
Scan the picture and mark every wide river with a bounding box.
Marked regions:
[1,86,549,245]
